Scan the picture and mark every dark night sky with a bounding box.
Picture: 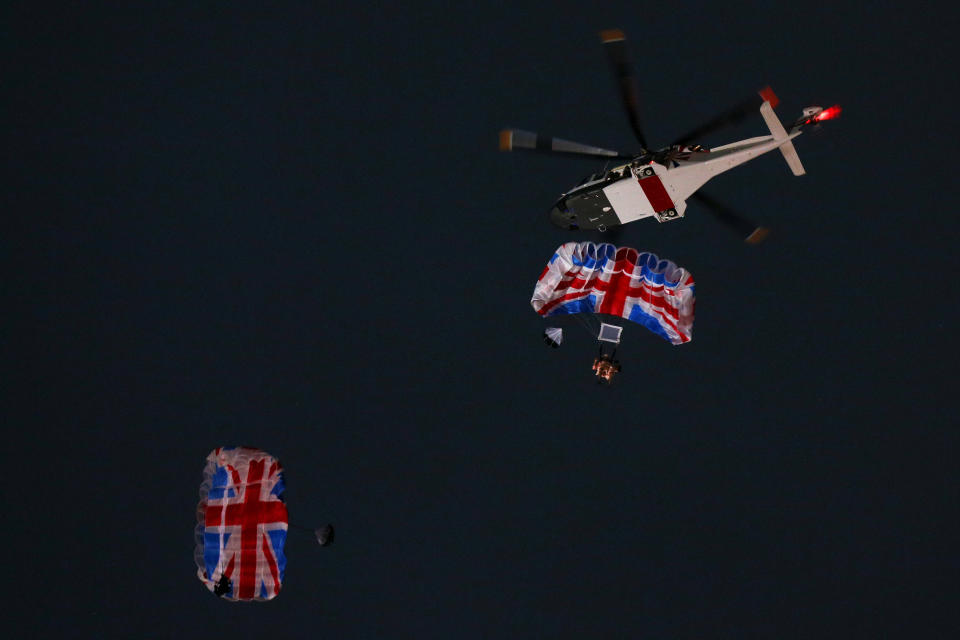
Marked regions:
[6,2,958,638]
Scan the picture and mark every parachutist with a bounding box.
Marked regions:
[592,354,621,384]
[531,243,695,383]
[213,574,231,597]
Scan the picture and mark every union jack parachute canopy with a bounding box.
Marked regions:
[195,447,289,601]
[531,242,695,345]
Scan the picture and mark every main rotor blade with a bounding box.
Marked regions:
[499,129,632,159]
[599,29,648,150]
[673,87,779,146]
[691,190,770,244]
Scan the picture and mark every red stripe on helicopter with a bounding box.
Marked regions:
[637,175,674,212]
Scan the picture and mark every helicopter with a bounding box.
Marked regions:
[499,29,841,243]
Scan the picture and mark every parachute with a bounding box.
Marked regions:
[543,327,563,348]
[195,447,289,601]
[531,241,695,345]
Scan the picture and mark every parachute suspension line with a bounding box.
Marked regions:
[572,311,600,339]
[287,523,314,541]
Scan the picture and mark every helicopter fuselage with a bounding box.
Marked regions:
[551,127,804,231]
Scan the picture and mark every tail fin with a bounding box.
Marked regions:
[760,100,805,176]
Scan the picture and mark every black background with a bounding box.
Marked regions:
[7,2,958,637]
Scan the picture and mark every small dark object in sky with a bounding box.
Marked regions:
[315,524,335,546]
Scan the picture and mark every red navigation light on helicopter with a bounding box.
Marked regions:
[814,105,842,122]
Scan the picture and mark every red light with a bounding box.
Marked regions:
[814,105,842,122]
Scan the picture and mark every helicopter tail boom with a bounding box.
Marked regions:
[759,100,806,176]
